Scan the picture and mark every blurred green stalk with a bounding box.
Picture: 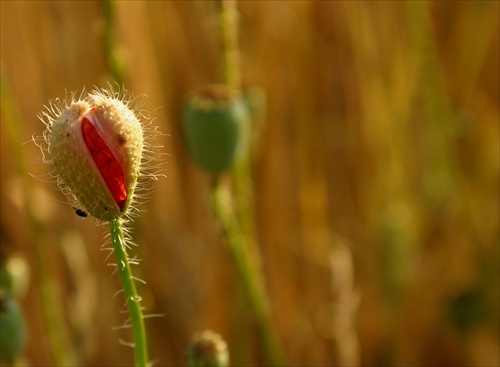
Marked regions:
[217,1,285,365]
[220,0,241,92]
[100,0,127,85]
[405,0,460,205]
[211,182,284,367]
[0,73,76,366]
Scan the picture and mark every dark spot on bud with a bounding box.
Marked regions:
[73,207,88,217]
[117,134,126,145]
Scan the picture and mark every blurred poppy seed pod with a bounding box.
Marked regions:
[41,87,144,221]
[182,84,250,174]
[186,330,229,367]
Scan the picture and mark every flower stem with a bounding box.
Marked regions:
[108,219,148,367]
[100,0,127,85]
[220,0,241,92]
[211,181,285,366]
[217,1,285,364]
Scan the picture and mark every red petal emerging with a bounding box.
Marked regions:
[81,116,127,211]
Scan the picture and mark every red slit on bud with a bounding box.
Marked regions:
[81,116,127,211]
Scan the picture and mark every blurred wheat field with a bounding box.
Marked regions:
[1,1,499,366]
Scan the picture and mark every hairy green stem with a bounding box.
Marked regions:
[108,219,148,367]
[211,182,284,367]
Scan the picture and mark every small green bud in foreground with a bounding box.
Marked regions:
[40,87,145,221]
[0,294,27,364]
[182,84,250,175]
[186,330,229,367]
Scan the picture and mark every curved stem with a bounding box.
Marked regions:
[211,182,285,367]
[217,2,285,365]
[109,219,149,367]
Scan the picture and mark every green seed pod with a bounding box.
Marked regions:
[186,330,229,367]
[40,87,144,221]
[0,295,27,364]
[182,84,250,175]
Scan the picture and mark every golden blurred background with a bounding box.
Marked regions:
[1,1,499,366]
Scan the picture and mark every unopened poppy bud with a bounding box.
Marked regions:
[186,330,229,367]
[182,84,250,175]
[41,87,144,221]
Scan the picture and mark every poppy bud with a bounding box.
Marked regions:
[186,330,229,367]
[41,87,144,221]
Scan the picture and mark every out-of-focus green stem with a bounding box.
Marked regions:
[217,1,285,365]
[211,182,285,367]
[220,0,241,92]
[220,0,255,238]
[108,219,149,367]
[100,0,127,85]
[0,74,76,366]
[405,0,459,205]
